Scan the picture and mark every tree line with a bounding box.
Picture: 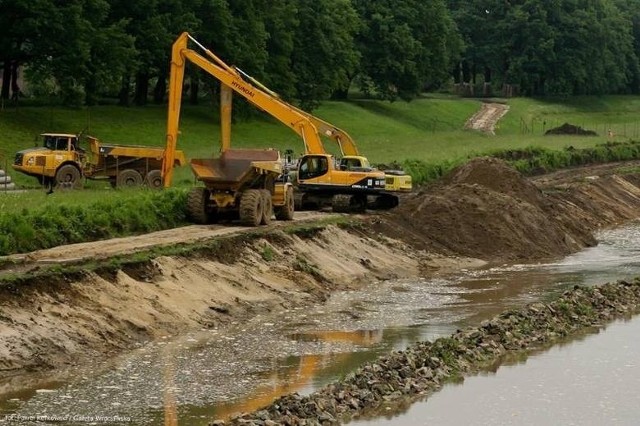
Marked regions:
[1,0,639,109]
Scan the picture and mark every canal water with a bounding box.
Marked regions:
[2,223,640,425]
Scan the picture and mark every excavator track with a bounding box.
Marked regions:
[332,194,366,213]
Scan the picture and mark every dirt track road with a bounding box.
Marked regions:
[465,102,510,135]
[2,211,336,269]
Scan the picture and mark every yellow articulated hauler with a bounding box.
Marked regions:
[162,33,411,218]
[13,133,185,189]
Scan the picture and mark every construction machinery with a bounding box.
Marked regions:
[162,32,409,217]
[162,33,295,226]
[13,133,186,189]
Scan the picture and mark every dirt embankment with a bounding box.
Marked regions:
[0,225,456,380]
[3,158,640,385]
[374,157,640,262]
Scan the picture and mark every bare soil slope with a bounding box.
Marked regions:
[0,226,444,380]
[373,158,640,261]
[3,159,640,387]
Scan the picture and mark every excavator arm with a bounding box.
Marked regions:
[162,32,329,187]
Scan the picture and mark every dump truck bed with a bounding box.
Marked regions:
[87,137,186,165]
[191,149,282,191]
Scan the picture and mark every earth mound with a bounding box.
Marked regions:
[373,157,595,261]
[445,157,545,206]
[545,123,597,136]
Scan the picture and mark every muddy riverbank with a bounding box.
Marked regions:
[2,158,640,403]
[223,279,640,425]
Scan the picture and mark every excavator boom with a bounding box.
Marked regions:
[162,32,327,187]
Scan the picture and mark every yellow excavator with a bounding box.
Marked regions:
[162,33,410,216]
[162,33,294,225]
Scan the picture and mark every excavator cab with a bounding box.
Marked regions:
[339,156,372,172]
[298,155,330,181]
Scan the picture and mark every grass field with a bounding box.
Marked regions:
[3,94,640,181]
[2,94,640,254]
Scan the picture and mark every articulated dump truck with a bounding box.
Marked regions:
[13,133,186,189]
[161,33,295,226]
[162,32,411,226]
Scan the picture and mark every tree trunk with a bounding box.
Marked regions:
[331,87,348,100]
[153,71,166,104]
[118,74,131,106]
[134,71,149,105]
[2,61,11,100]
[461,60,471,83]
[472,62,477,85]
[10,61,20,102]
[484,66,491,83]
[453,62,461,84]
[84,65,97,106]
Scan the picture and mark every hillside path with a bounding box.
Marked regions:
[465,102,510,135]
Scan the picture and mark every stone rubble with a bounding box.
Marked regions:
[216,279,640,425]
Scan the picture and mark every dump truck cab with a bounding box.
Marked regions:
[13,133,85,187]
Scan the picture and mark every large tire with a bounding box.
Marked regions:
[0,175,12,184]
[116,169,143,188]
[260,189,273,225]
[0,182,15,191]
[239,189,264,227]
[55,164,82,189]
[145,170,163,190]
[187,187,214,224]
[275,186,294,221]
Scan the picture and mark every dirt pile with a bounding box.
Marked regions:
[545,123,597,136]
[373,157,598,261]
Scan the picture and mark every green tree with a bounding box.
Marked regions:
[291,0,360,109]
[448,0,636,96]
[354,0,460,101]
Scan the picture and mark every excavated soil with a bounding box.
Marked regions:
[372,157,640,261]
[545,122,598,136]
[3,158,640,386]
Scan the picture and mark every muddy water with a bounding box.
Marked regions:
[2,223,640,425]
[355,317,640,426]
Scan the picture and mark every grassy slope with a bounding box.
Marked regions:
[1,94,640,191]
[2,95,640,253]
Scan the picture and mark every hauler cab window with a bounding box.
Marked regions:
[298,156,329,180]
[44,136,70,151]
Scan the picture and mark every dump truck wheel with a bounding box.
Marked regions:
[187,187,214,224]
[239,189,264,227]
[117,169,143,188]
[260,189,273,225]
[275,186,294,221]
[55,164,82,189]
[145,170,163,190]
